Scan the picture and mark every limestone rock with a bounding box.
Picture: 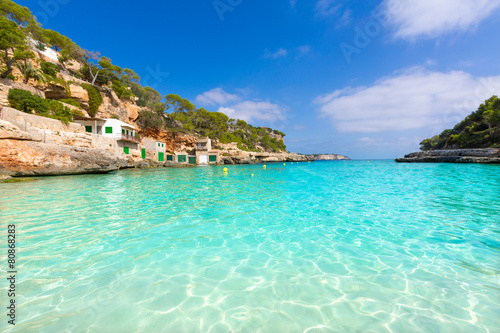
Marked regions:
[42,83,68,100]
[396,149,500,164]
[0,139,122,176]
[313,154,351,161]
[0,120,36,141]
[68,84,89,110]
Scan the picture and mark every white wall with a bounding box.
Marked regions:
[101,119,135,138]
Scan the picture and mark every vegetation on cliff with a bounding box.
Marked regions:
[0,0,287,152]
[420,96,500,151]
[7,88,73,124]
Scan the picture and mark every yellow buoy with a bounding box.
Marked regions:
[283,163,286,166]
[263,165,267,169]
[308,161,310,163]
[251,174,254,177]
[223,167,228,172]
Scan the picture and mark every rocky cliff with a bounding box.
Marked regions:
[0,118,124,177]
[395,149,500,164]
[312,154,351,161]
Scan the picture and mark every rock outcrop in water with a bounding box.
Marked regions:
[395,149,500,164]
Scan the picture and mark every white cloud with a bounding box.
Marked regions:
[315,68,500,133]
[315,0,342,16]
[264,48,288,59]
[218,101,286,123]
[382,0,500,39]
[356,136,421,148]
[195,88,240,106]
[297,45,311,55]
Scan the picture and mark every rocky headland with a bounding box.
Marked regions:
[311,154,351,161]
[395,149,500,164]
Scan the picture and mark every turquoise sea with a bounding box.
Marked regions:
[1,161,499,333]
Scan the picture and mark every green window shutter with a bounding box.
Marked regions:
[141,149,146,159]
[124,147,129,154]
[158,152,164,162]
[209,155,217,162]
[105,127,113,134]
[122,129,125,134]
[167,155,173,161]
[178,155,186,163]
[158,143,160,147]
[85,126,92,133]
[189,156,197,164]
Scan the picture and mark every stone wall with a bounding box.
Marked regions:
[0,107,84,134]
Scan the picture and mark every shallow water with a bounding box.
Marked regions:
[0,161,499,332]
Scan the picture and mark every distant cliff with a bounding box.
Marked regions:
[396,149,500,164]
[312,154,350,161]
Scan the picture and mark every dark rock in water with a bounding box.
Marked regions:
[396,149,500,164]
[220,156,235,165]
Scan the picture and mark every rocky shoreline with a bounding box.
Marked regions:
[395,149,500,164]
[311,154,351,161]
[0,115,343,179]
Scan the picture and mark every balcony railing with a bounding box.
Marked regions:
[117,133,141,143]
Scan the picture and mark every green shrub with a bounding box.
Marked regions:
[7,88,73,124]
[273,129,285,137]
[81,83,103,117]
[137,110,164,130]
[40,62,60,77]
[112,80,134,99]
[58,98,81,108]
[6,73,15,80]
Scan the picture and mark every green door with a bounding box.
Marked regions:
[158,152,164,162]
[189,156,197,164]
[209,155,217,162]
[167,155,173,161]
[124,147,129,154]
[141,148,146,159]
[178,155,186,163]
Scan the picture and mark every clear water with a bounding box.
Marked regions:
[1,161,499,333]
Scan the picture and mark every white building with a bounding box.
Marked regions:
[74,116,140,155]
[143,138,167,162]
[195,138,218,164]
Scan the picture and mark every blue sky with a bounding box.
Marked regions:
[17,0,500,159]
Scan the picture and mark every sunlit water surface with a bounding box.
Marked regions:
[0,161,499,332]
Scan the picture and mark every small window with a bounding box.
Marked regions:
[122,129,125,134]
[158,143,160,147]
[85,126,92,133]
[105,127,113,134]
